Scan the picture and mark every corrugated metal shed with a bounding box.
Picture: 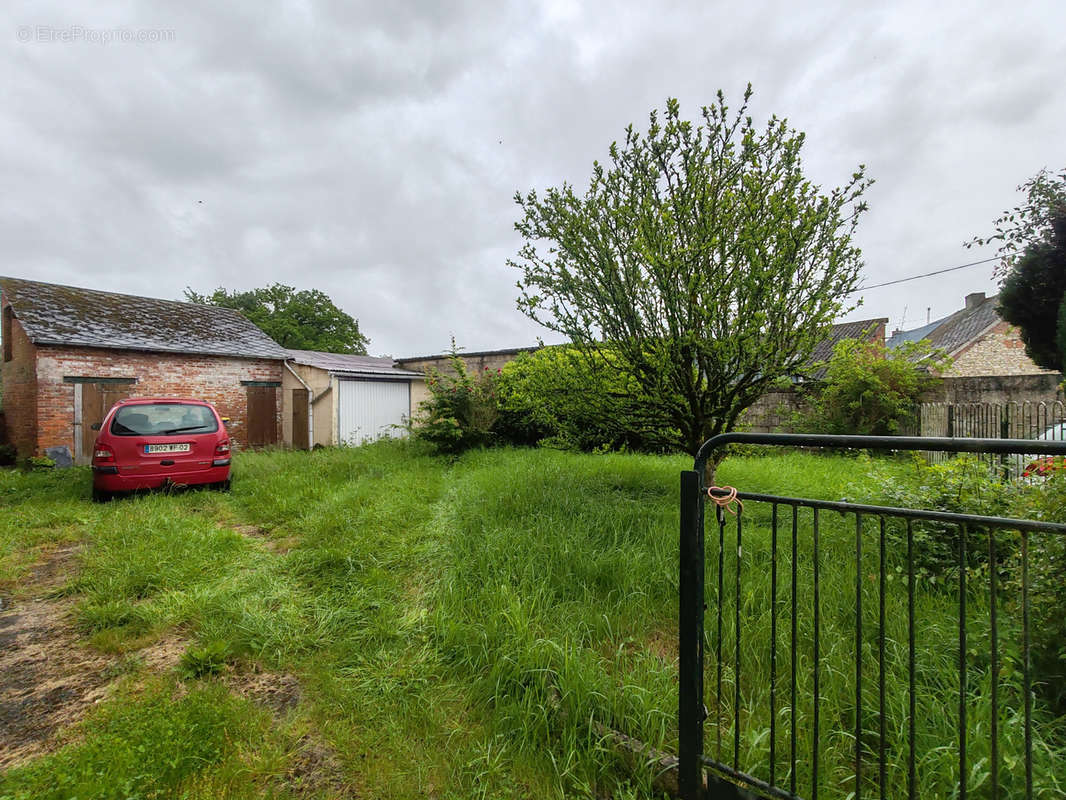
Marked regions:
[0,276,288,360]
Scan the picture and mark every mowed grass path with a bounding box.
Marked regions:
[0,444,1062,799]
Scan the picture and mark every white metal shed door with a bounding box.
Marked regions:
[337,379,410,445]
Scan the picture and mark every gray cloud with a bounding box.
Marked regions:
[2,0,1064,354]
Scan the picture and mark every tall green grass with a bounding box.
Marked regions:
[1,444,1063,798]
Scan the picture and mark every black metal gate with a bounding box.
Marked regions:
[679,433,1066,800]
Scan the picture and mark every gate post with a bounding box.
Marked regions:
[679,469,705,798]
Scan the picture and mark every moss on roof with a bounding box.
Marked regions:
[0,277,287,360]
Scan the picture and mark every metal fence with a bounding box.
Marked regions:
[679,433,1066,800]
[919,402,1066,467]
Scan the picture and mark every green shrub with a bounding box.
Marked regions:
[1008,473,1066,713]
[494,346,678,452]
[862,455,1017,577]
[26,455,55,471]
[413,341,499,454]
[801,338,949,435]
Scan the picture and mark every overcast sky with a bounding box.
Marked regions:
[3,1,1064,357]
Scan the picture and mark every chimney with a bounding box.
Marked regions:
[965,292,986,310]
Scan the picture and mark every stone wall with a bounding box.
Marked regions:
[740,387,808,433]
[737,373,1065,435]
[920,373,1064,405]
[945,321,1056,377]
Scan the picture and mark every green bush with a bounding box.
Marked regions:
[1009,473,1066,714]
[412,342,499,454]
[867,456,1066,714]
[801,338,949,435]
[494,346,678,452]
[862,455,1017,577]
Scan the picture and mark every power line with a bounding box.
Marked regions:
[850,256,999,294]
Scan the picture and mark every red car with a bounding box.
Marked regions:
[91,398,231,502]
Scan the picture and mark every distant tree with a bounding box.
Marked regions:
[996,210,1066,371]
[509,88,872,467]
[184,283,369,354]
[968,167,1066,277]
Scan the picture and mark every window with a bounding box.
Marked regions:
[111,402,219,436]
[2,305,11,362]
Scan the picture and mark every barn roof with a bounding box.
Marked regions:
[284,348,423,379]
[809,318,889,367]
[0,276,288,360]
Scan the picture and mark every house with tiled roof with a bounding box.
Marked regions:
[0,276,290,462]
[887,291,1057,378]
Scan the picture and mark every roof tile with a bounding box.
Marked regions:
[0,277,288,360]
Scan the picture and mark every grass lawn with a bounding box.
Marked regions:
[0,443,1062,799]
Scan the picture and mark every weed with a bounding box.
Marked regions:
[179,640,233,679]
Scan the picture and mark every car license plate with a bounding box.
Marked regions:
[145,443,191,454]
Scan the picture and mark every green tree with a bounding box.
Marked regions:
[996,210,1066,371]
[969,167,1066,372]
[968,167,1066,277]
[509,88,872,464]
[801,338,949,436]
[184,284,369,354]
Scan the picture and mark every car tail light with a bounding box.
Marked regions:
[215,439,230,455]
[93,446,114,463]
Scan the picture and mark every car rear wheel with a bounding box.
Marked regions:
[211,478,231,493]
[92,487,113,503]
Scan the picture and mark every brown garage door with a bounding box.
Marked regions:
[246,384,278,448]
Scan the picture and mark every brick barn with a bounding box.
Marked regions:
[1,277,288,464]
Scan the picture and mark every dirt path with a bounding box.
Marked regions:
[0,545,117,769]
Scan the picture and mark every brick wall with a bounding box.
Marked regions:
[945,321,1055,377]
[0,306,39,457]
[32,346,283,457]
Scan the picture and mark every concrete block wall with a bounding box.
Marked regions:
[397,347,538,378]
[31,346,282,457]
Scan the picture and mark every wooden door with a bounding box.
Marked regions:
[78,381,132,464]
[292,388,310,450]
[246,385,278,448]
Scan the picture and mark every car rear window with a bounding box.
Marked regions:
[110,403,219,436]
